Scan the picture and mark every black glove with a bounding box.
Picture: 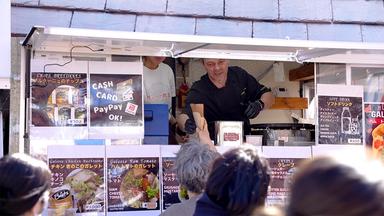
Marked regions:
[184,118,197,134]
[244,100,264,119]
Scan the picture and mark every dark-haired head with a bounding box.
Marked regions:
[205,146,270,215]
[0,153,51,216]
[287,156,384,216]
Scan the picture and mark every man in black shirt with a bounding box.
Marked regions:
[181,59,274,141]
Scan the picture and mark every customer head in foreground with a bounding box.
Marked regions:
[287,155,384,216]
[175,139,220,197]
[160,140,219,216]
[194,145,270,216]
[0,153,51,216]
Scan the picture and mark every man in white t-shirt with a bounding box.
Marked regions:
[143,56,178,143]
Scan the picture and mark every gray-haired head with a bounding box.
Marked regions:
[174,140,220,194]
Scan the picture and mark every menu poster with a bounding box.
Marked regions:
[90,74,142,127]
[162,157,180,210]
[47,145,105,216]
[106,146,161,216]
[364,103,384,157]
[317,84,364,145]
[318,95,362,144]
[266,158,301,206]
[31,72,87,127]
[262,146,311,207]
[30,60,89,139]
[48,158,105,215]
[107,157,160,212]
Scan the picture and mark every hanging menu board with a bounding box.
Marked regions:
[262,146,311,207]
[47,145,105,216]
[364,103,384,158]
[317,84,364,145]
[89,62,144,139]
[106,145,161,216]
[30,60,88,139]
[160,146,181,211]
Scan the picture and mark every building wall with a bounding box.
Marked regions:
[9,37,22,153]
[10,0,384,41]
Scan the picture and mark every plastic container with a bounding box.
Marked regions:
[215,121,243,146]
[246,135,263,146]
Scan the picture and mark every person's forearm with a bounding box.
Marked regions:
[260,91,275,109]
[169,114,177,126]
[176,113,189,131]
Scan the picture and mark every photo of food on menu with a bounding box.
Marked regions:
[364,103,384,159]
[107,157,160,212]
[48,158,105,215]
[31,72,87,127]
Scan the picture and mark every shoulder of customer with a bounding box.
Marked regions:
[160,198,197,216]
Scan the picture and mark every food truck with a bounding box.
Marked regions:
[19,26,384,215]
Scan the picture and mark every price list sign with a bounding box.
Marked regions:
[162,157,181,210]
[266,158,301,206]
[317,85,364,145]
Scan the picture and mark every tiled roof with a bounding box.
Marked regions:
[11,0,384,42]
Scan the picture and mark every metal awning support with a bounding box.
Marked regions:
[22,26,384,64]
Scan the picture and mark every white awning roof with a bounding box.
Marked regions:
[23,26,384,64]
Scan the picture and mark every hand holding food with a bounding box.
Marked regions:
[198,118,214,149]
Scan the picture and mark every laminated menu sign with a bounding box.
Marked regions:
[317,84,363,145]
[30,60,88,139]
[48,158,105,215]
[31,72,87,127]
[90,74,142,127]
[107,157,160,212]
[160,145,181,211]
[89,62,144,139]
[162,157,181,210]
[262,146,311,207]
[266,158,301,206]
[364,103,384,158]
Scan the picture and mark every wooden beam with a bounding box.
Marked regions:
[270,97,308,110]
[289,63,314,81]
